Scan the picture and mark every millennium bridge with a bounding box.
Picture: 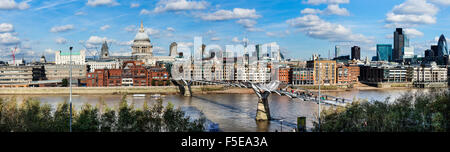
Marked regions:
[172,79,353,121]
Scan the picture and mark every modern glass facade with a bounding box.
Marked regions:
[393,28,404,61]
[377,44,392,61]
[393,28,411,61]
[437,34,448,57]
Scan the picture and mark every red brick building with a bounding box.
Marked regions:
[278,67,290,84]
[336,64,360,84]
[106,69,122,86]
[86,60,169,87]
[86,69,107,87]
[123,61,148,86]
[148,67,169,86]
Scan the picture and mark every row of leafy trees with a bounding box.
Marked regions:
[0,95,205,132]
[314,89,449,132]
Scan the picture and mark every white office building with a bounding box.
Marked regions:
[86,60,121,72]
[55,50,86,65]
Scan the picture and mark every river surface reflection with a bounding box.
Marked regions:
[0,89,423,132]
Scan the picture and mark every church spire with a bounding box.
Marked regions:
[139,21,145,33]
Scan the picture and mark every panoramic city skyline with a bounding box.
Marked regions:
[0,0,450,61]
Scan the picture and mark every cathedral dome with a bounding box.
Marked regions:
[132,21,153,57]
[134,31,150,41]
[133,22,151,42]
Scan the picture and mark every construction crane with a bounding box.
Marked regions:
[11,45,17,66]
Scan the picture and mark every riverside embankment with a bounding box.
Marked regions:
[0,85,417,95]
[0,85,231,95]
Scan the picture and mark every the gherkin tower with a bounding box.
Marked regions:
[437,34,448,57]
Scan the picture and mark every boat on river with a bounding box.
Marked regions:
[133,94,146,97]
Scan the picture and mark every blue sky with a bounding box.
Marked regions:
[0,0,449,62]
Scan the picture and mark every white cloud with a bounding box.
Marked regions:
[246,27,264,32]
[145,28,160,36]
[166,27,175,32]
[236,19,257,28]
[153,46,168,54]
[86,36,110,45]
[44,48,55,54]
[55,37,67,44]
[200,8,261,21]
[385,0,438,28]
[177,42,193,48]
[83,36,115,48]
[301,8,322,14]
[430,0,450,6]
[301,4,349,16]
[287,14,372,43]
[153,0,209,13]
[140,9,151,15]
[404,28,424,38]
[0,23,14,33]
[231,37,248,43]
[50,25,75,33]
[0,33,20,45]
[130,3,140,8]
[100,25,111,31]
[118,40,133,46]
[303,0,350,5]
[266,32,276,37]
[124,25,136,32]
[325,4,349,16]
[232,37,240,43]
[86,0,119,7]
[0,0,30,10]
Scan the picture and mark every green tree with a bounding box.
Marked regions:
[2,98,21,132]
[73,103,100,132]
[315,90,450,132]
[62,78,68,87]
[117,95,137,132]
[100,107,116,132]
[149,99,164,132]
[53,102,72,132]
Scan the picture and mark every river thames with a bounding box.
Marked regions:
[0,88,428,132]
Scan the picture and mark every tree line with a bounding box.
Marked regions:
[314,89,450,132]
[0,95,206,132]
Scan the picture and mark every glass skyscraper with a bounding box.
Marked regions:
[393,28,404,61]
[393,28,412,61]
[437,34,448,57]
[377,44,392,61]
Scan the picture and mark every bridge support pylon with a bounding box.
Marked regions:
[255,91,271,121]
[172,79,193,97]
[250,81,280,121]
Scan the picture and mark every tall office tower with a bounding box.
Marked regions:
[335,45,340,58]
[425,49,434,58]
[377,44,392,61]
[437,34,448,57]
[431,45,438,56]
[351,46,361,60]
[393,28,405,62]
[169,42,178,57]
